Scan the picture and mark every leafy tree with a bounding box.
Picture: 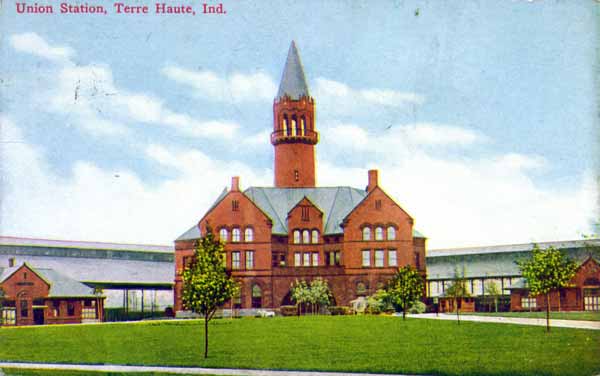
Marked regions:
[517,244,577,332]
[92,286,104,321]
[0,287,4,325]
[386,265,424,320]
[445,266,470,324]
[484,280,501,312]
[290,278,332,315]
[181,230,238,358]
[367,289,393,314]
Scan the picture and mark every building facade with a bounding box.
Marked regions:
[174,42,426,313]
[0,263,104,326]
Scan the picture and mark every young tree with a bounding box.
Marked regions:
[309,277,332,314]
[290,279,309,315]
[181,230,238,358]
[386,265,424,320]
[484,280,501,312]
[517,244,577,332]
[445,266,470,324]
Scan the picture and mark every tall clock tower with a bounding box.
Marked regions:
[271,41,318,188]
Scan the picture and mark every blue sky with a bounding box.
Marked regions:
[1,0,598,248]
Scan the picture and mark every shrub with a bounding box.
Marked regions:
[408,301,426,314]
[280,305,298,316]
[328,306,350,315]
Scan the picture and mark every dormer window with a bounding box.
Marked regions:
[362,227,371,241]
[232,228,241,242]
[375,227,384,241]
[244,228,254,242]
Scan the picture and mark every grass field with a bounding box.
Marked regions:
[0,316,599,376]
[464,311,600,321]
[0,370,200,376]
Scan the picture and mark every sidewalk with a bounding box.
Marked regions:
[0,362,423,376]
[406,313,600,330]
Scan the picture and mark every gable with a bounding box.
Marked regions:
[0,263,50,298]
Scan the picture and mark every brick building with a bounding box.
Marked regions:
[174,42,426,314]
[0,262,104,326]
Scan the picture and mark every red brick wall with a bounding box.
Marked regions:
[1,264,50,326]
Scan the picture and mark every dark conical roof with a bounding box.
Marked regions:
[276,41,310,100]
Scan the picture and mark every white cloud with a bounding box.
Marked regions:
[11,32,239,140]
[314,78,424,116]
[0,117,267,243]
[162,65,277,103]
[10,32,74,63]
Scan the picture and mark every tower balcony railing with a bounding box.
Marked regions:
[271,129,319,145]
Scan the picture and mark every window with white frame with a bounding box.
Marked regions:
[375,249,384,267]
[388,249,397,267]
[232,228,241,242]
[293,230,301,244]
[521,296,536,309]
[294,252,301,266]
[302,230,310,244]
[219,228,228,242]
[81,307,97,320]
[387,226,396,240]
[303,252,310,266]
[375,227,384,240]
[1,308,16,325]
[311,230,319,244]
[362,250,371,267]
[244,228,253,242]
[245,251,254,269]
[362,227,371,241]
[232,251,240,269]
[311,252,319,266]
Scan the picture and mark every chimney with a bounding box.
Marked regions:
[8,257,15,267]
[366,170,378,193]
[231,176,240,192]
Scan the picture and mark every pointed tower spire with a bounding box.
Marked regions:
[276,41,310,100]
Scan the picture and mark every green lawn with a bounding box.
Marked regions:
[0,316,599,376]
[464,311,600,321]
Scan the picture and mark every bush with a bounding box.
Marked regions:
[408,301,426,314]
[328,306,350,315]
[280,305,298,316]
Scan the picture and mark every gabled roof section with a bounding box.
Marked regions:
[276,41,310,100]
[342,185,414,225]
[175,225,201,241]
[0,263,96,297]
[244,186,366,235]
[287,196,324,217]
[0,262,50,285]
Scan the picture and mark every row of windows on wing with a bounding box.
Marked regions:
[280,114,310,136]
[361,249,398,268]
[219,227,253,242]
[362,225,397,241]
[292,229,320,244]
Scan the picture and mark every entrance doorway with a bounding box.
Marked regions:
[33,308,45,325]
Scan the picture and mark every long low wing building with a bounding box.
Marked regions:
[0,236,174,312]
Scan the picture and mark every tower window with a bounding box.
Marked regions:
[283,115,288,136]
[291,116,297,136]
[294,170,299,182]
[300,117,306,135]
[232,200,239,211]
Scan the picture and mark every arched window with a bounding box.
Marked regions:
[387,226,396,240]
[362,227,371,241]
[300,116,306,136]
[283,115,288,136]
[244,228,253,242]
[302,230,310,244]
[219,228,228,242]
[251,284,262,308]
[232,228,241,242]
[291,115,297,136]
[311,230,319,244]
[293,230,301,244]
[375,226,384,241]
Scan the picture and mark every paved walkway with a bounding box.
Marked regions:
[406,313,600,330]
[0,362,422,376]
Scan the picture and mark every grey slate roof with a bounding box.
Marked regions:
[175,224,202,241]
[245,186,366,235]
[276,41,310,100]
[0,236,172,254]
[0,264,97,297]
